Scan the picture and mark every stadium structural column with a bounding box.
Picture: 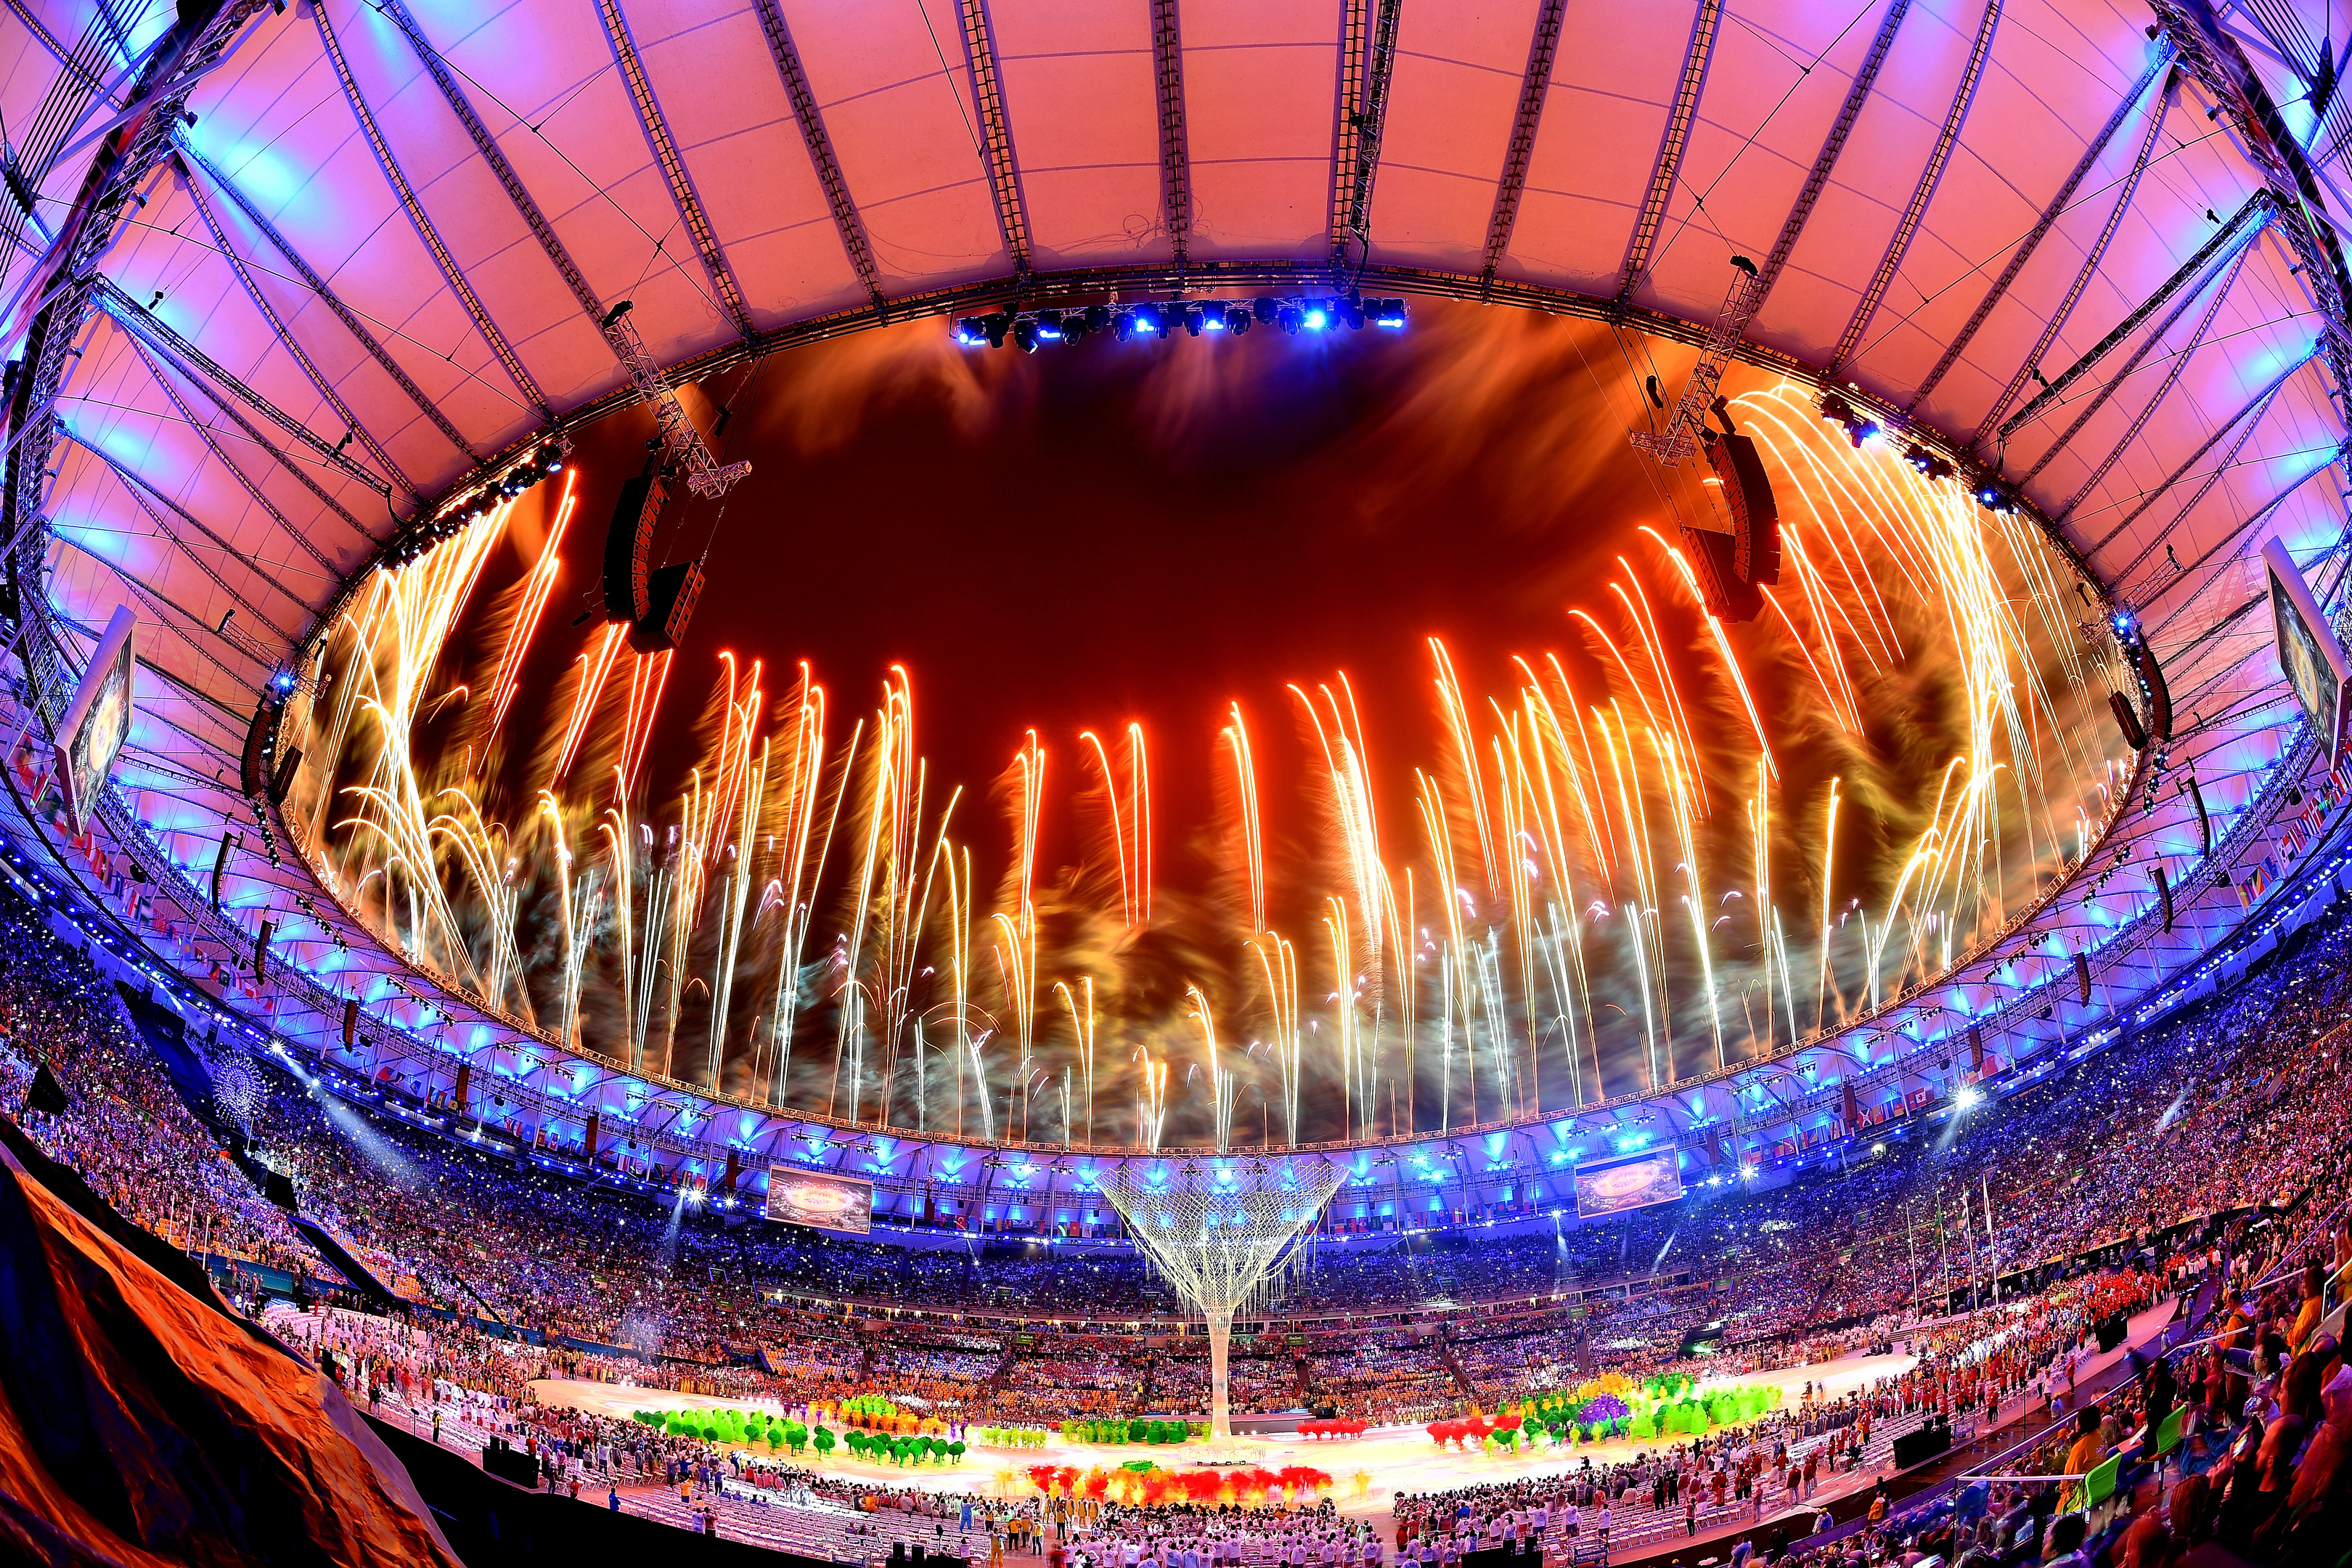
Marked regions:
[1206,1305,1233,1437]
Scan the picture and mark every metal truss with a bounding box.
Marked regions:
[602,309,749,499]
[749,0,886,309]
[594,0,754,340]
[171,155,417,506]
[1972,73,2174,449]
[2048,248,2252,517]
[179,144,478,464]
[1908,49,2172,413]
[1617,0,1722,302]
[311,0,550,420]
[115,330,356,571]
[1633,0,1909,463]
[1480,0,1567,293]
[1330,0,1402,274]
[1149,0,1191,269]
[1827,0,2000,377]
[1996,192,2272,445]
[957,0,1031,276]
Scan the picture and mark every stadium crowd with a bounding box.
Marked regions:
[5,850,2352,1564]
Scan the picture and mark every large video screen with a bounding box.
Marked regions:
[1573,1148,1686,1218]
[764,1167,873,1234]
[54,605,135,835]
[2266,536,2351,769]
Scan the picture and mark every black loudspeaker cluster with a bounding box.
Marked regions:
[1682,407,1781,623]
[601,459,706,653]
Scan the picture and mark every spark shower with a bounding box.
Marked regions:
[289,305,2126,1151]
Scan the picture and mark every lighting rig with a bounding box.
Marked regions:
[389,441,568,567]
[1818,390,2018,515]
[953,294,1408,350]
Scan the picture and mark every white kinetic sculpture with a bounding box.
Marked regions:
[1098,1162,1344,1437]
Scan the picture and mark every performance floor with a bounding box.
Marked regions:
[531,1342,1923,1516]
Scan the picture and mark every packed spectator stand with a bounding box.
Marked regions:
[7,866,2352,1565]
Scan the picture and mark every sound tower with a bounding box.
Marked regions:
[267,744,302,806]
[630,559,705,653]
[2129,640,2173,741]
[2109,690,2149,751]
[238,701,274,799]
[1681,422,1780,623]
[602,463,671,624]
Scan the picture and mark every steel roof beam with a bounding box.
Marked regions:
[1971,86,2175,449]
[370,0,597,336]
[310,0,550,420]
[1750,0,1912,313]
[594,0,754,340]
[107,311,374,560]
[1480,0,1567,294]
[2090,348,2307,566]
[1329,0,1402,274]
[0,4,123,297]
[2,2,266,670]
[2029,244,2253,500]
[2001,194,2272,449]
[1149,0,1191,271]
[957,0,1031,278]
[748,0,886,310]
[1908,52,2172,413]
[68,433,315,636]
[99,284,388,499]
[1617,0,1722,303]
[52,532,264,690]
[1,0,119,103]
[1827,0,2001,378]
[177,145,478,465]
[2145,444,2336,635]
[171,155,420,504]
[113,327,352,577]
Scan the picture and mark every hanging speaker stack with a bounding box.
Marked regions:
[1682,417,1781,623]
[602,464,671,624]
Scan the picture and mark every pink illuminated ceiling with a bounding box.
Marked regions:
[1,0,2348,1158]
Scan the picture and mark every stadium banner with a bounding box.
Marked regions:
[53,604,135,835]
[764,1166,874,1234]
[1572,1148,1685,1218]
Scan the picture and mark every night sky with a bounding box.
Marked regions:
[355,298,2099,1139]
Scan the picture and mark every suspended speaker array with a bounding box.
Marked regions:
[601,460,706,652]
[1682,411,1781,623]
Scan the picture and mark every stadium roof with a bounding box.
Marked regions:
[2,0,2348,1197]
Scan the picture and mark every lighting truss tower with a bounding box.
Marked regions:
[600,306,752,499]
[1628,264,1763,465]
[1098,1161,1344,1437]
